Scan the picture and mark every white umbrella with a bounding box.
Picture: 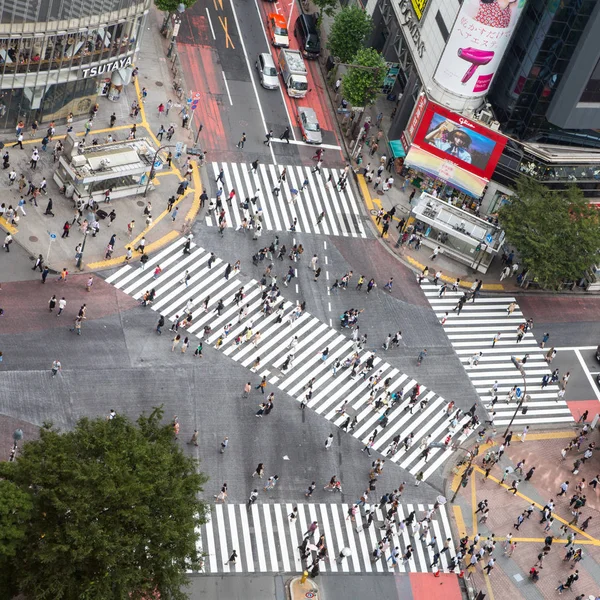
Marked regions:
[437,495,447,505]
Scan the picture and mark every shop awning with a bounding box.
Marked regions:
[389,139,406,158]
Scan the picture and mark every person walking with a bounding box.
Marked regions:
[280,126,290,143]
[324,433,333,450]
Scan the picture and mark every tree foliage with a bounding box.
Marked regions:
[0,407,209,600]
[327,6,373,63]
[341,47,386,108]
[154,0,197,12]
[312,0,338,19]
[498,177,600,289]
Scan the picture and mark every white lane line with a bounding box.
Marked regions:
[205,7,216,40]
[271,139,342,150]
[251,0,296,141]
[229,0,277,163]
[574,348,600,400]
[222,71,233,106]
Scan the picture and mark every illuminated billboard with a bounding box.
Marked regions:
[405,101,508,197]
[434,0,528,98]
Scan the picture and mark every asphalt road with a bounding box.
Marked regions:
[177,0,342,166]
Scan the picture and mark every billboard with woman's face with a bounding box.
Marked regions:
[434,0,528,98]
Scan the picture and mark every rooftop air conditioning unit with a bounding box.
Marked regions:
[71,155,86,168]
[489,120,501,131]
[476,110,493,125]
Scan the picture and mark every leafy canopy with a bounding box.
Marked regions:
[312,0,339,19]
[154,0,197,12]
[327,6,373,64]
[341,47,386,108]
[0,407,208,600]
[498,177,600,289]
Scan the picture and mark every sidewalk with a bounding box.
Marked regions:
[0,7,203,274]
[448,425,600,600]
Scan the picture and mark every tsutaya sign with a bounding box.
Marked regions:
[82,57,132,79]
[398,0,425,58]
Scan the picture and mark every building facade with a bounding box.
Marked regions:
[489,0,600,142]
[0,0,150,128]
[368,0,527,140]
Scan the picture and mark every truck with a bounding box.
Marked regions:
[278,48,308,98]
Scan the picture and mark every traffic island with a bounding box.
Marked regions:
[286,574,320,600]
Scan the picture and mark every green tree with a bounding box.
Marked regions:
[327,6,373,64]
[312,0,338,19]
[154,0,197,11]
[341,47,386,108]
[0,480,33,597]
[498,177,600,289]
[0,408,209,600]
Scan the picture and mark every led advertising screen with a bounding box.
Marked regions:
[434,0,528,98]
[413,102,507,180]
[406,101,508,197]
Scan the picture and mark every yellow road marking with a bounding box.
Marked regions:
[472,464,599,545]
[87,230,180,270]
[453,506,467,537]
[218,16,235,49]
[356,174,506,292]
[0,216,18,235]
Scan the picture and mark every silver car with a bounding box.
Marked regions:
[255,53,279,90]
[297,106,322,144]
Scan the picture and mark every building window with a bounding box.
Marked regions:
[435,11,449,42]
[580,57,600,103]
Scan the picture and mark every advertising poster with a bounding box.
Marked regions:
[406,101,508,197]
[434,0,528,98]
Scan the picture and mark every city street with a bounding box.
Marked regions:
[1,2,600,599]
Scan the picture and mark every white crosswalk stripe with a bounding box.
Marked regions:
[188,502,455,574]
[106,240,474,481]
[420,282,573,427]
[208,162,367,238]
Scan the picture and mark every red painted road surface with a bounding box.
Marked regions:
[0,276,137,335]
[409,573,462,600]
[567,399,600,421]
[518,295,600,323]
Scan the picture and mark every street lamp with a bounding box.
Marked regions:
[144,144,176,197]
[503,356,530,438]
[76,227,89,270]
[430,442,476,502]
[167,5,185,58]
[10,428,23,461]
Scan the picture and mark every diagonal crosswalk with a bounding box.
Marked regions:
[420,282,573,427]
[189,502,456,574]
[106,239,474,481]
[207,162,367,238]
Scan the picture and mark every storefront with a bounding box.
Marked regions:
[409,193,503,273]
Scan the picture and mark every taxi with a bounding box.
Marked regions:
[268,13,289,48]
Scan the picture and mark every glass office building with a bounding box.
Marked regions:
[0,0,150,128]
[489,0,600,144]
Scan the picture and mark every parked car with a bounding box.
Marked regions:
[297,106,322,144]
[267,13,289,48]
[295,13,320,59]
[255,53,279,90]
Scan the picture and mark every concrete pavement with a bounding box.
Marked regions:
[0,8,202,275]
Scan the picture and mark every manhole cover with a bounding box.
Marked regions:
[156,81,164,87]
[136,200,145,206]
[29,236,38,242]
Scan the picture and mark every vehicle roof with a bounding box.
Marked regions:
[269,13,287,26]
[298,106,318,121]
[259,52,276,67]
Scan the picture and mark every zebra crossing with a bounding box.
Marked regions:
[105,238,475,481]
[420,282,573,427]
[189,502,455,574]
[208,162,367,238]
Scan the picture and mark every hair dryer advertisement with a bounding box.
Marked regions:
[434,0,528,98]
